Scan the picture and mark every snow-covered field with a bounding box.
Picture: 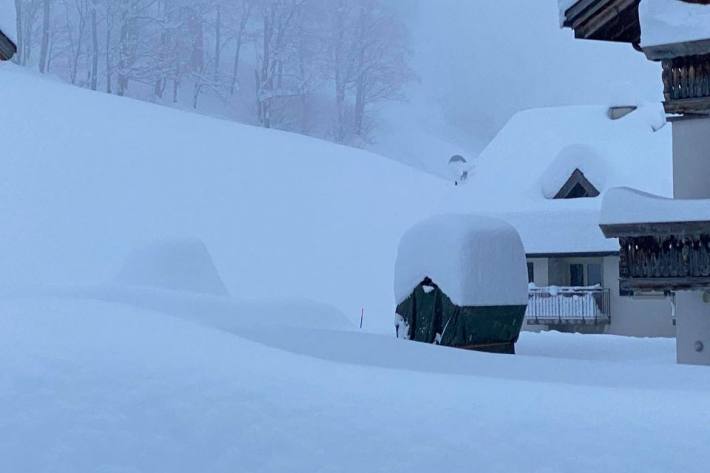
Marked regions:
[1,292,708,473]
[2,64,709,472]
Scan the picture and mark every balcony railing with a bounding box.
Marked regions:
[526,286,611,326]
[662,54,710,114]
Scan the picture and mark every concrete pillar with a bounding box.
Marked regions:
[672,116,710,199]
[676,291,710,365]
[671,116,710,365]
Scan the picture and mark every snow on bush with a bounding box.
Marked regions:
[114,238,229,296]
[394,214,528,307]
[601,187,710,225]
[640,0,710,48]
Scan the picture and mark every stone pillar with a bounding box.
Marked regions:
[676,291,710,365]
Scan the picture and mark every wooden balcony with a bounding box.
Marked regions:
[617,234,710,292]
[662,54,710,115]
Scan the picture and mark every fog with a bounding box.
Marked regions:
[12,0,661,173]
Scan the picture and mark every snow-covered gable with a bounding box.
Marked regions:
[394,215,528,307]
[640,0,710,48]
[0,0,17,44]
[448,104,672,255]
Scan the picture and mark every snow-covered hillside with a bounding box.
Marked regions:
[0,64,450,333]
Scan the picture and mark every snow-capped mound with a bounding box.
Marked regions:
[114,238,229,296]
[394,214,528,307]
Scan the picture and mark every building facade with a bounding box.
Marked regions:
[561,0,710,364]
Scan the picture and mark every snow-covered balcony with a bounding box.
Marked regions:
[601,188,710,293]
[526,285,611,326]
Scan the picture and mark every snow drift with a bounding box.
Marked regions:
[115,238,229,296]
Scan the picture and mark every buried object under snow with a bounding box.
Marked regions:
[394,215,529,354]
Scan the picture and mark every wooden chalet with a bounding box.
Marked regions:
[0,29,16,61]
[562,0,710,294]
[561,0,710,364]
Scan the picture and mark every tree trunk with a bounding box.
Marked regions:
[13,0,22,65]
[90,0,99,91]
[354,77,366,137]
[214,5,221,80]
[230,3,251,95]
[38,0,50,73]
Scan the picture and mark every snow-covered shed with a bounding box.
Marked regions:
[394,214,528,354]
[447,104,674,336]
[0,0,17,61]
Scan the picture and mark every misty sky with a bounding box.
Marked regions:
[401,0,661,150]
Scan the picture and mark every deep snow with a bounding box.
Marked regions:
[1,294,708,473]
[0,64,451,333]
[1,43,708,473]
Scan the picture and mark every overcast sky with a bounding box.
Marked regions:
[401,0,662,149]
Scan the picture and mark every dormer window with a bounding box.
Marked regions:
[554,168,600,199]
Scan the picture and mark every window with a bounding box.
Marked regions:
[554,169,600,200]
[569,264,585,287]
[587,263,603,286]
[527,262,535,283]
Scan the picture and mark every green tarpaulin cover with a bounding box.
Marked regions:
[396,280,526,354]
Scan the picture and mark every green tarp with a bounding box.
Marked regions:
[396,281,526,354]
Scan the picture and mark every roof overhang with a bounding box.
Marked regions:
[561,0,642,45]
[0,30,16,61]
[527,251,619,259]
[601,220,710,238]
[643,38,710,61]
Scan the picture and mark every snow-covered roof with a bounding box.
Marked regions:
[0,0,17,44]
[601,187,710,226]
[640,0,710,49]
[394,214,529,307]
[447,104,673,255]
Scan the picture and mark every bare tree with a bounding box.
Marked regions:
[15,0,413,144]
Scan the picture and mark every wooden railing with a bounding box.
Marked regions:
[662,54,710,113]
[619,236,710,280]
